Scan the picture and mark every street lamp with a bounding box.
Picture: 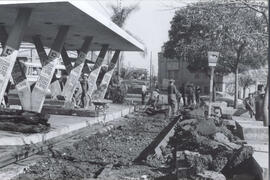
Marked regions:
[208,51,219,117]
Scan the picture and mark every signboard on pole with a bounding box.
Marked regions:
[208,51,219,67]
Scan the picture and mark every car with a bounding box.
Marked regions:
[200,91,244,107]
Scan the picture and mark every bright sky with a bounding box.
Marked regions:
[2,0,193,75]
[88,0,191,75]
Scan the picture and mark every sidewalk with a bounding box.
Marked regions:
[232,111,268,180]
[0,104,134,146]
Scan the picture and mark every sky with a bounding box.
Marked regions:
[1,0,193,75]
[87,0,191,75]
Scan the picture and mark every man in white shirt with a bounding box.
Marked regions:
[141,84,147,105]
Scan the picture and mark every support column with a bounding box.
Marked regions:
[31,25,69,112]
[33,35,62,99]
[61,47,73,74]
[82,61,91,75]
[0,8,32,106]
[87,44,109,98]
[62,36,93,102]
[208,67,215,117]
[92,50,120,101]
[32,35,48,66]
[0,26,7,47]
[0,26,32,110]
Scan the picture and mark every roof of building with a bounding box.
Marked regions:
[0,0,144,51]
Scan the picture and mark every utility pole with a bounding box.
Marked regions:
[150,51,152,90]
[207,51,219,117]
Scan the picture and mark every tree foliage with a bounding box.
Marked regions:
[163,0,268,107]
[109,4,139,27]
[163,0,268,74]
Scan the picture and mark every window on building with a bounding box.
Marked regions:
[168,70,178,80]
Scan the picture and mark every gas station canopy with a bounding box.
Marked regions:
[0,0,145,51]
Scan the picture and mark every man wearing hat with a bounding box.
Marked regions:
[80,73,89,108]
[167,79,180,116]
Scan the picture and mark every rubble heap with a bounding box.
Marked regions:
[0,108,50,133]
[168,113,257,180]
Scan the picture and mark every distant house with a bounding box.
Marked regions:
[223,67,268,98]
[158,51,224,95]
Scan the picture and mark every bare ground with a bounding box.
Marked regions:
[13,112,172,180]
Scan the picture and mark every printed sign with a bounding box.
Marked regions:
[91,69,114,100]
[91,50,120,100]
[87,67,101,96]
[2,45,15,57]
[62,51,86,101]
[35,59,58,91]
[0,50,18,103]
[208,51,219,67]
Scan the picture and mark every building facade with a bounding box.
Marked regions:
[158,52,224,95]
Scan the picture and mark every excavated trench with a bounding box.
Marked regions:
[5,107,263,180]
[12,111,174,180]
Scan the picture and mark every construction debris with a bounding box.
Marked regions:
[0,108,50,133]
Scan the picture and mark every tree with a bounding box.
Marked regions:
[109,2,139,82]
[163,0,267,108]
[239,73,256,98]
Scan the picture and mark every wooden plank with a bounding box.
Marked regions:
[31,26,69,112]
[92,50,120,101]
[0,8,32,104]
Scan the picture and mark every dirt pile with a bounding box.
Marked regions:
[0,108,50,133]
[167,114,255,180]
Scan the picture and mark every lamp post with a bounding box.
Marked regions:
[208,51,219,117]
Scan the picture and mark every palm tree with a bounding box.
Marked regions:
[109,1,140,81]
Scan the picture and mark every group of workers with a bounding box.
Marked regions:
[142,79,202,117]
[244,87,266,121]
[142,80,267,120]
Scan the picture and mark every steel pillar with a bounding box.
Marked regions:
[31,26,69,112]
[62,37,93,102]
[0,8,32,106]
[87,44,109,98]
[92,50,120,101]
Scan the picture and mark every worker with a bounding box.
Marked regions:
[141,84,147,105]
[167,79,180,116]
[80,73,89,109]
[195,85,201,104]
[245,93,255,118]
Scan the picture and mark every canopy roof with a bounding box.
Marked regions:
[0,0,144,51]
